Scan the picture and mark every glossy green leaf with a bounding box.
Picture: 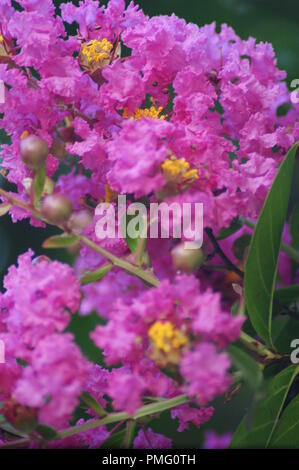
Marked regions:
[80,263,113,285]
[272,317,299,354]
[269,394,299,448]
[244,143,298,347]
[42,233,79,249]
[290,203,299,251]
[230,365,299,448]
[274,285,299,306]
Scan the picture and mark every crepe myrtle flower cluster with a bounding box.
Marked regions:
[0,0,297,449]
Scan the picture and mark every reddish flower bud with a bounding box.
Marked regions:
[51,137,67,160]
[20,135,49,170]
[42,194,73,224]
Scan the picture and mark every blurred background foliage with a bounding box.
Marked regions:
[0,0,298,447]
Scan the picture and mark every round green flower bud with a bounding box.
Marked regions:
[20,135,49,170]
[171,243,205,273]
[42,194,73,225]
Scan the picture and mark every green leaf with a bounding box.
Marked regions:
[230,365,299,448]
[35,424,58,441]
[101,430,126,449]
[32,166,46,205]
[0,422,26,438]
[0,203,11,217]
[269,394,299,448]
[272,317,299,354]
[290,203,299,251]
[244,143,298,347]
[122,212,147,255]
[274,285,299,306]
[217,218,243,240]
[80,263,113,285]
[125,214,141,254]
[81,392,107,418]
[229,345,263,390]
[232,234,251,261]
[42,233,79,249]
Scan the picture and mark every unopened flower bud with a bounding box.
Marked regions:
[59,125,76,143]
[171,243,205,273]
[20,135,49,170]
[51,137,67,160]
[42,194,73,224]
[69,210,93,231]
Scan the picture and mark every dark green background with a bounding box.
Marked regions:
[0,0,298,447]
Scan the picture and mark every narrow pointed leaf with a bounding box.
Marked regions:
[43,234,79,249]
[81,391,107,418]
[244,143,298,346]
[269,394,299,448]
[230,365,299,448]
[80,263,113,285]
[35,424,58,441]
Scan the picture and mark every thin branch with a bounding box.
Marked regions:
[0,188,159,288]
[205,227,244,278]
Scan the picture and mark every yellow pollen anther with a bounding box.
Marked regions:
[104,184,117,203]
[0,35,4,42]
[123,105,166,120]
[81,38,113,65]
[64,116,72,127]
[20,130,29,139]
[161,156,199,185]
[148,321,188,362]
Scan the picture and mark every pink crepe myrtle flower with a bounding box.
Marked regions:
[180,343,232,405]
[0,0,298,447]
[134,428,172,449]
[0,250,81,355]
[203,431,232,449]
[13,334,90,428]
[91,275,242,412]
[171,405,214,433]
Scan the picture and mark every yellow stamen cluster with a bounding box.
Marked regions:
[123,106,166,120]
[161,156,199,185]
[81,38,113,65]
[0,35,4,42]
[148,321,188,366]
